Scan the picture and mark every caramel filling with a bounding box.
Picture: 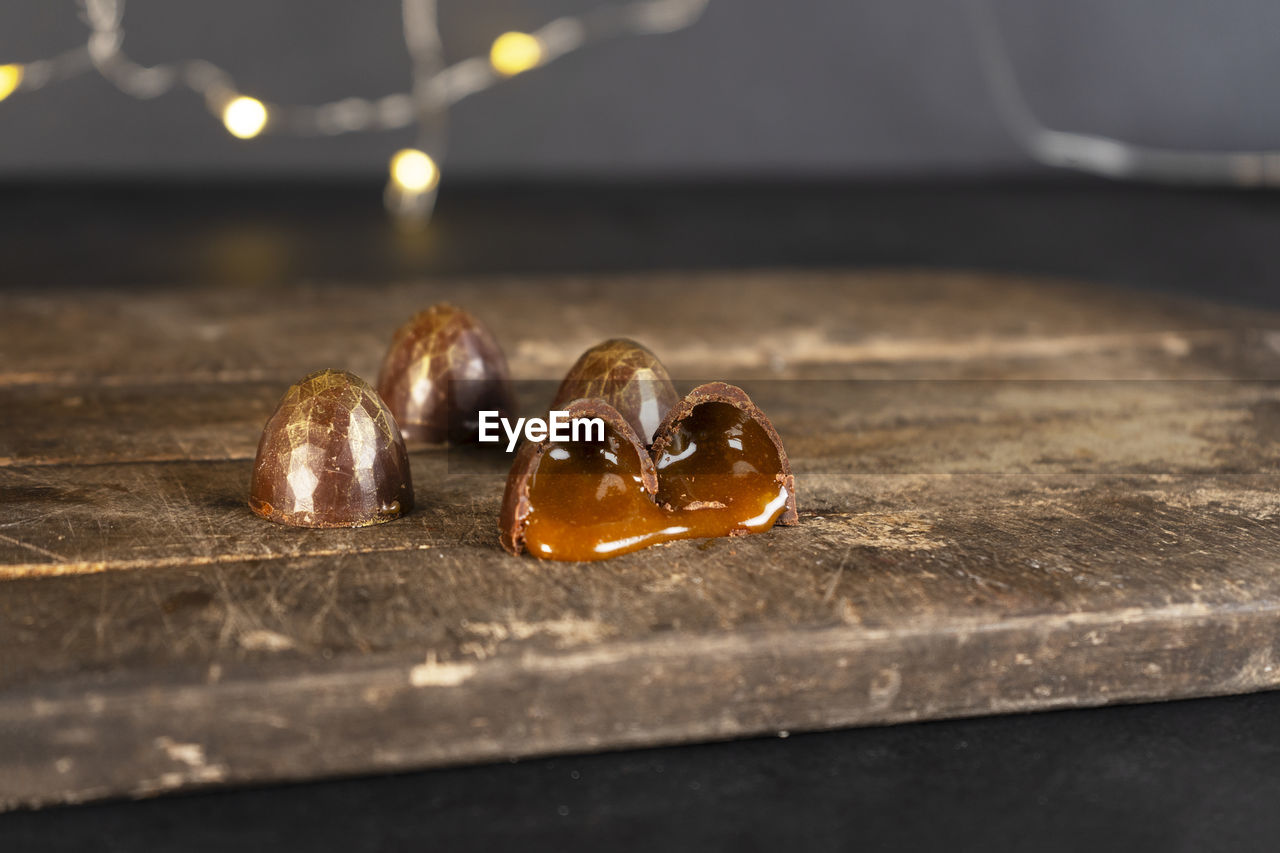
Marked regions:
[522,403,788,561]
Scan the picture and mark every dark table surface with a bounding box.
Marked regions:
[3,178,1280,852]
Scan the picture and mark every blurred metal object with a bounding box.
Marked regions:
[969,0,1280,187]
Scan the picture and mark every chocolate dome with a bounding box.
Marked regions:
[249,369,414,527]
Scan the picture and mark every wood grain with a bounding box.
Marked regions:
[3,270,1280,809]
[1,271,1271,386]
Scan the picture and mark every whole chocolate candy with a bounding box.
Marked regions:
[377,304,516,444]
[550,338,679,445]
[249,369,414,527]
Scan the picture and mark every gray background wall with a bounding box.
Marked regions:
[2,0,1278,178]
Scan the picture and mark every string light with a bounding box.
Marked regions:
[490,32,543,77]
[385,147,440,221]
[390,148,439,192]
[13,0,1267,195]
[222,96,268,139]
[1,0,712,220]
[0,64,22,102]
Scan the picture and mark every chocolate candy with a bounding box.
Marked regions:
[551,338,679,445]
[376,304,516,444]
[650,382,798,524]
[499,398,658,559]
[500,382,797,561]
[249,369,414,528]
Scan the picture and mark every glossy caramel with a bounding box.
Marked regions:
[653,402,789,519]
[521,403,789,561]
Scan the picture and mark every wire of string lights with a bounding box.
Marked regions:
[0,0,711,219]
[966,0,1280,187]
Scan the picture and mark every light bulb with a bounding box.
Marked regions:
[222,96,268,139]
[0,64,23,103]
[390,149,439,193]
[490,32,542,77]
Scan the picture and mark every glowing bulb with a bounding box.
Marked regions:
[390,149,439,193]
[222,96,268,139]
[0,64,23,103]
[490,32,542,76]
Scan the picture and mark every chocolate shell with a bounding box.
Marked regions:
[249,369,414,528]
[649,382,799,525]
[376,304,516,444]
[499,398,657,556]
[551,338,679,445]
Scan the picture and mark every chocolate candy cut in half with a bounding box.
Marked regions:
[551,338,679,446]
[500,383,797,561]
[499,398,659,560]
[376,303,516,444]
[649,381,799,526]
[249,369,414,528]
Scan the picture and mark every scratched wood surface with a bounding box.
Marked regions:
[2,270,1280,810]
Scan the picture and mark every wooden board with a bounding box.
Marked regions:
[2,270,1280,810]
